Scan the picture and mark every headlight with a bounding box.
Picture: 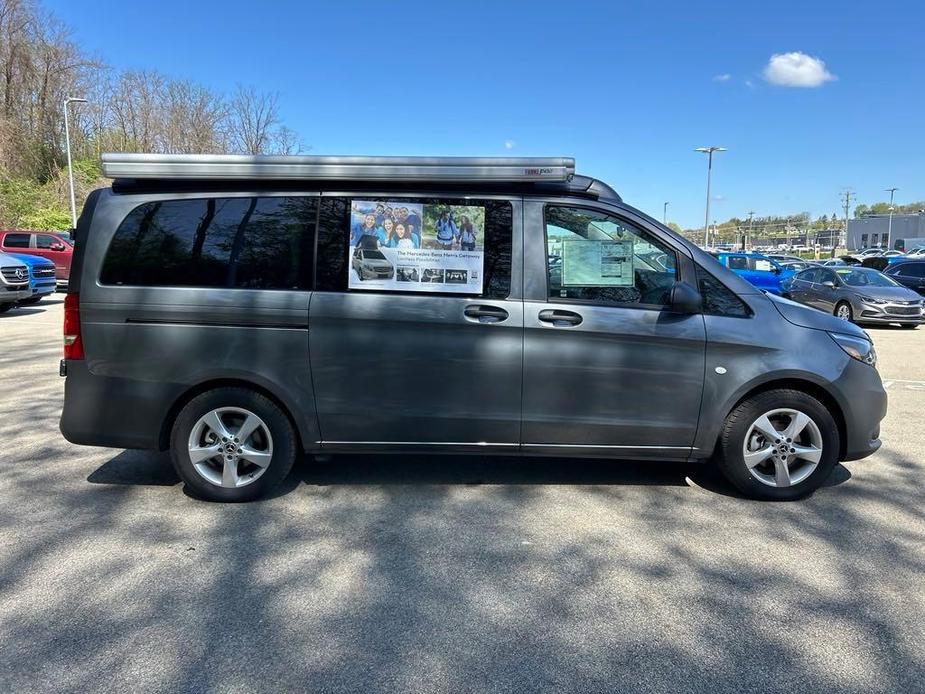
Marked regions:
[829,332,877,368]
[857,295,887,305]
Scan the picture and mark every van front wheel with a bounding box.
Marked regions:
[717,389,840,501]
[170,387,297,502]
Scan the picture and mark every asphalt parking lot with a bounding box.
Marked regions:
[1,298,923,693]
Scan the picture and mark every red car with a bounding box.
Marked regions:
[0,230,73,289]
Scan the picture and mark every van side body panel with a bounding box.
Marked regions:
[60,189,320,451]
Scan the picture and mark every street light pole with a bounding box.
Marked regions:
[63,97,88,228]
[663,201,669,225]
[695,146,726,248]
[885,187,898,250]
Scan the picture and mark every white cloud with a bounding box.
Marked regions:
[762,52,836,88]
[504,139,516,149]
[712,73,732,82]
[745,79,754,88]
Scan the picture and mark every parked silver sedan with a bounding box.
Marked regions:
[783,266,924,329]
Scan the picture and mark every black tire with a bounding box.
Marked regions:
[170,387,297,502]
[717,389,840,501]
[18,296,42,305]
[900,323,918,330]
[833,301,853,322]
[0,302,13,314]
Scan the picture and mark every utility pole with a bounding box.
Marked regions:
[746,211,755,251]
[885,187,898,250]
[841,189,855,250]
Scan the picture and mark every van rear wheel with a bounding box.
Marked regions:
[170,387,297,502]
[717,389,840,501]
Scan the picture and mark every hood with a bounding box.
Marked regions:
[766,293,869,339]
[0,251,28,268]
[7,253,54,269]
[847,285,922,303]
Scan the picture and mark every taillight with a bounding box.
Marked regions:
[63,293,84,360]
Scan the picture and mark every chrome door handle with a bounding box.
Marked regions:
[464,305,509,323]
[538,309,583,327]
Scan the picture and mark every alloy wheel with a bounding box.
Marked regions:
[835,304,852,321]
[187,407,274,488]
[742,408,823,488]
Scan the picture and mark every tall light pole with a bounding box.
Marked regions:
[695,146,726,248]
[746,211,755,251]
[63,97,88,228]
[663,201,669,225]
[885,187,898,250]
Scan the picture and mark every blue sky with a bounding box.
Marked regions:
[49,0,922,228]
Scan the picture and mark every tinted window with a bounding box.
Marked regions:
[797,269,819,283]
[896,263,925,278]
[36,234,56,249]
[101,196,316,289]
[3,233,30,248]
[545,206,677,307]
[726,255,748,271]
[696,266,750,317]
[315,196,513,298]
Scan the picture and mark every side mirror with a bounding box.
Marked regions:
[669,280,702,314]
[772,266,782,275]
[50,242,65,251]
[821,280,836,289]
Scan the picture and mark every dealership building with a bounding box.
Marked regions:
[847,213,925,251]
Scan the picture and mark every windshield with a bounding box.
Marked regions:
[835,268,901,288]
[364,250,386,260]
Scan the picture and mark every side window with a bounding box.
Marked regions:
[903,263,925,278]
[544,206,677,307]
[821,270,838,285]
[727,256,748,271]
[315,196,513,298]
[749,256,775,272]
[695,266,750,317]
[797,269,818,283]
[100,196,317,289]
[3,233,30,248]
[36,234,55,249]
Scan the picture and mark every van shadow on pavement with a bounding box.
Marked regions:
[87,450,852,500]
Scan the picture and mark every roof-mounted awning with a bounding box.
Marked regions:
[101,153,576,182]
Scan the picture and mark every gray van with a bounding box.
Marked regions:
[60,154,887,502]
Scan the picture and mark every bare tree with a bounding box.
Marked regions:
[226,85,301,155]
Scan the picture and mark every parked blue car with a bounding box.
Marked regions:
[711,252,796,295]
[8,253,56,305]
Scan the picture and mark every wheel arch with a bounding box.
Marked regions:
[158,378,312,453]
[715,378,848,461]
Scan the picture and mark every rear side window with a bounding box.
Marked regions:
[315,196,513,298]
[101,196,317,289]
[3,233,30,248]
[696,266,751,317]
[896,263,925,278]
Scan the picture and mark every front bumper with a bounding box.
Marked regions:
[856,301,924,324]
[1,286,31,303]
[832,357,888,461]
[32,282,56,297]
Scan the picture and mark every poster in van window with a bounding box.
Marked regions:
[561,238,634,286]
[347,199,485,293]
